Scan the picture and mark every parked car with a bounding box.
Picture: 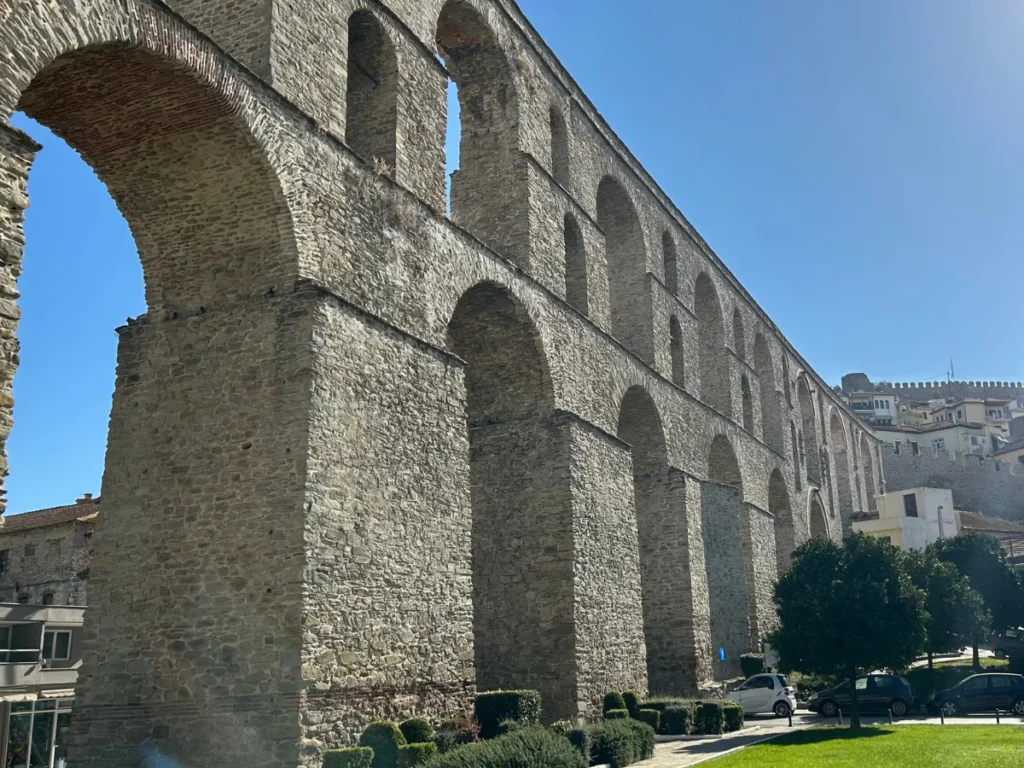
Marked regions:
[990,627,1024,660]
[933,673,1024,716]
[807,674,914,717]
[726,673,797,717]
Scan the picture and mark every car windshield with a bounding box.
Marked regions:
[778,675,789,687]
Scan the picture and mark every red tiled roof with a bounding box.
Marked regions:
[958,510,1024,535]
[0,499,100,533]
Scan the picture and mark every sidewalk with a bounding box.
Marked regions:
[636,719,813,767]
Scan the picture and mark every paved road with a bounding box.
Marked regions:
[636,710,1024,767]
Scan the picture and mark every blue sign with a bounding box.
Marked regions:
[718,647,726,662]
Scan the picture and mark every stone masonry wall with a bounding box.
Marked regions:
[883,447,1024,522]
[0,520,93,605]
[701,482,748,679]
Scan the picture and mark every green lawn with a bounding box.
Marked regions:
[709,727,1024,767]
[934,657,1009,669]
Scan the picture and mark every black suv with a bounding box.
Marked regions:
[934,673,1024,716]
[808,674,915,717]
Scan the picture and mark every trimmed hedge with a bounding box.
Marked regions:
[723,701,744,732]
[433,718,479,754]
[663,703,697,736]
[475,691,541,740]
[604,709,629,721]
[588,720,655,768]
[420,727,585,768]
[566,728,591,763]
[400,719,434,745]
[602,692,627,714]
[740,653,765,678]
[635,708,661,733]
[324,748,374,768]
[696,702,724,736]
[360,722,407,768]
[398,743,437,768]
[622,691,640,718]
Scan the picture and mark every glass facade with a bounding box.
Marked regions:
[6,699,73,768]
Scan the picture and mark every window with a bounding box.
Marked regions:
[970,436,979,446]
[23,544,34,558]
[6,697,74,768]
[747,675,774,690]
[990,676,1013,689]
[855,677,868,691]
[894,441,901,455]
[42,630,71,662]
[963,676,988,691]
[903,493,918,517]
[872,675,894,689]
[933,438,945,451]
[957,410,963,420]
[911,442,920,455]
[1018,456,1024,465]
[41,593,53,606]
[0,549,8,574]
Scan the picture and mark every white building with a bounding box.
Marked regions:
[843,391,897,427]
[874,421,997,457]
[852,487,957,551]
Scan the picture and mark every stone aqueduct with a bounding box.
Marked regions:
[0,0,882,764]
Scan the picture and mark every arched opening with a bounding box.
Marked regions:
[782,355,792,406]
[695,273,730,415]
[345,10,398,174]
[550,105,570,188]
[809,492,829,540]
[753,334,783,452]
[829,412,854,530]
[662,231,678,295]
[732,308,746,360]
[769,469,794,574]
[618,387,696,692]
[741,376,754,432]
[669,315,685,388]
[790,422,802,490]
[860,433,878,512]
[437,2,522,257]
[4,41,299,764]
[447,282,573,716]
[797,375,821,484]
[564,213,588,315]
[597,176,649,360]
[703,435,752,675]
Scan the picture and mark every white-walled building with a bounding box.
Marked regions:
[874,421,998,457]
[852,488,957,550]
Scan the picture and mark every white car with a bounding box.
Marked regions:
[726,673,797,717]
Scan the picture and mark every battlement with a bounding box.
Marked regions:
[843,373,1022,402]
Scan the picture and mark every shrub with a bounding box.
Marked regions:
[604,708,629,720]
[740,653,765,678]
[1009,656,1024,675]
[662,703,697,736]
[565,728,590,762]
[587,719,654,768]
[723,701,744,732]
[550,720,574,735]
[602,691,627,714]
[635,708,661,733]
[475,691,541,740]
[621,691,640,718]
[360,722,407,768]
[433,718,479,754]
[695,702,724,736]
[324,748,374,768]
[398,743,437,768]
[400,719,434,745]
[497,719,523,736]
[420,726,585,768]
[904,665,981,703]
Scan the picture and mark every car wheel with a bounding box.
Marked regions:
[995,649,1007,660]
[1013,699,1024,717]
[774,701,791,718]
[941,699,958,717]
[820,700,838,718]
[890,699,909,717]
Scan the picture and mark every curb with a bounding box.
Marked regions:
[655,726,761,743]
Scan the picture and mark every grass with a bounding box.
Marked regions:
[707,726,1024,767]
[934,657,1009,669]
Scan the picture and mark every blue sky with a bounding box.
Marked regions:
[8,0,1024,512]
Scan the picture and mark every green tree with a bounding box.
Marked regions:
[931,533,1023,668]
[907,549,990,669]
[769,534,927,728]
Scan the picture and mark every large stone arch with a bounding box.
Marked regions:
[797,374,821,484]
[1,8,305,766]
[695,273,730,415]
[597,175,649,362]
[769,468,794,574]
[345,8,399,173]
[702,434,751,675]
[618,386,698,693]
[753,333,784,453]
[808,490,830,541]
[860,432,879,512]
[829,410,855,531]
[448,281,580,714]
[437,0,525,261]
